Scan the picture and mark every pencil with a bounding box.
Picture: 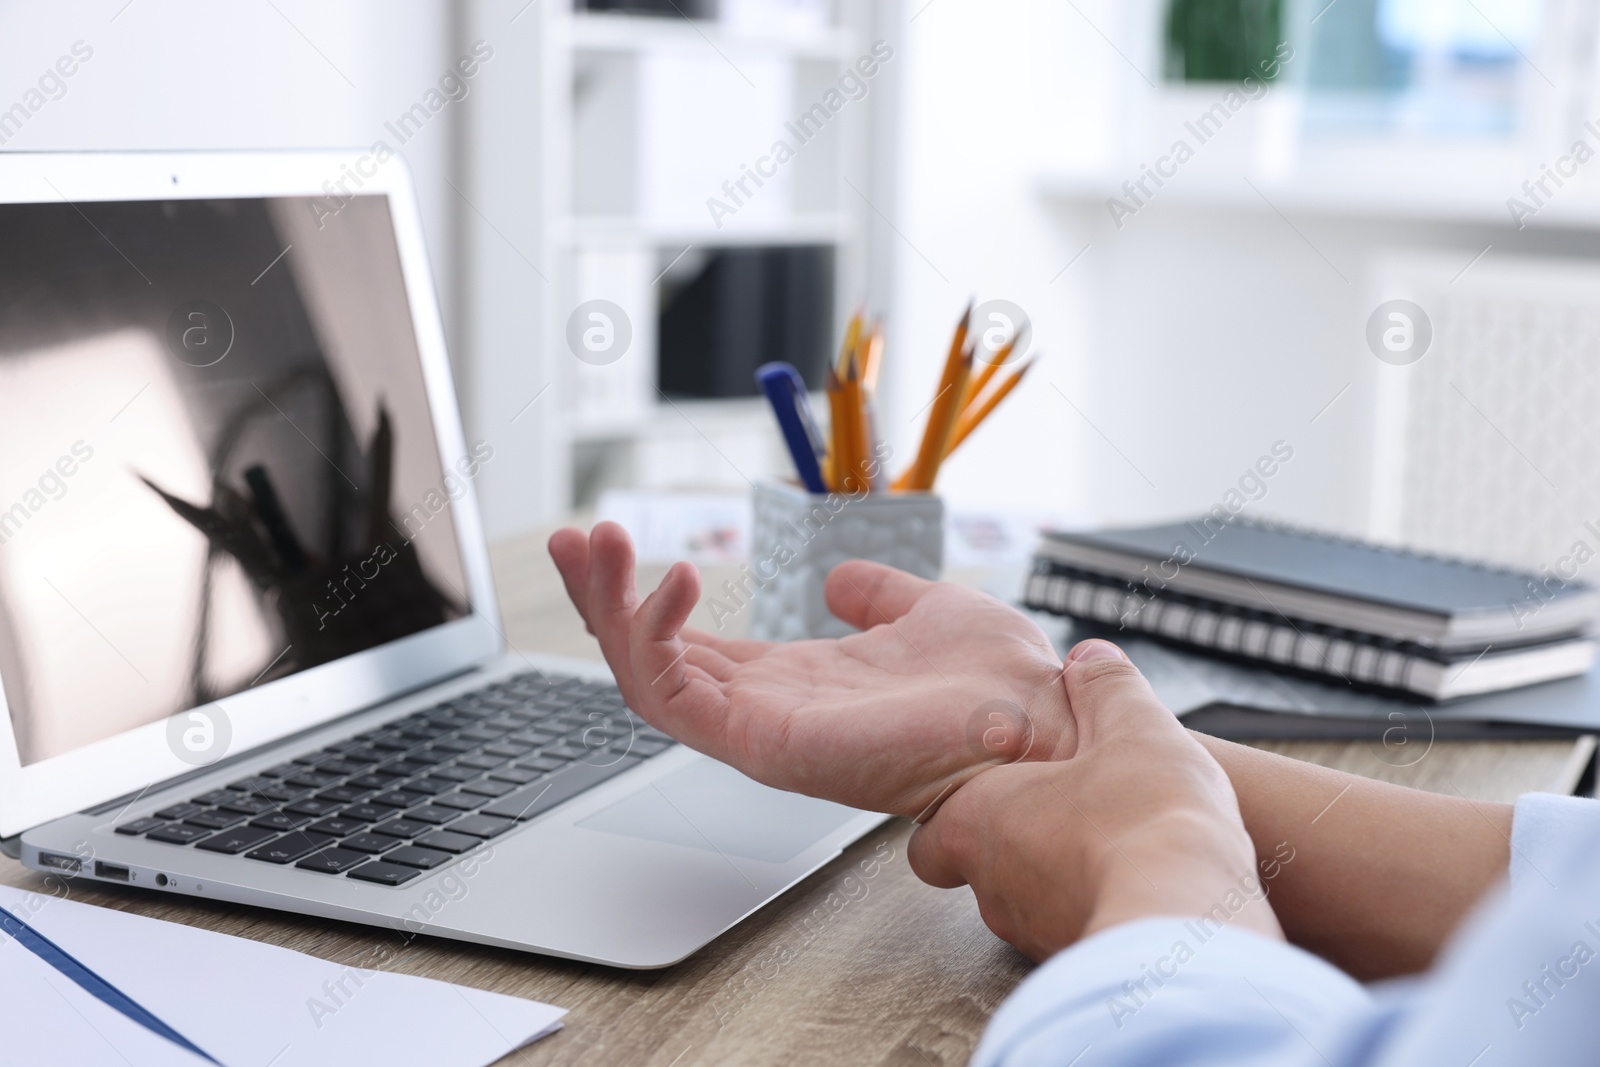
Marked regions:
[960,325,1025,414]
[944,356,1035,459]
[839,310,863,376]
[824,365,843,492]
[840,358,865,492]
[861,321,884,395]
[903,306,973,491]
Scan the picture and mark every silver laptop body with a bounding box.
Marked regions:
[2,151,881,968]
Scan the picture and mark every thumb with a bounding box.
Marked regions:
[1060,640,1179,750]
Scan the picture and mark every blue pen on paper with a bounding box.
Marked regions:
[0,904,220,1064]
[756,362,828,494]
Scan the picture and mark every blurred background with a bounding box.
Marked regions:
[7,0,1600,576]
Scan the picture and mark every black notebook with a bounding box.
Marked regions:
[1034,519,1600,650]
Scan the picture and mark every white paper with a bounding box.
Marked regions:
[0,886,564,1067]
[0,929,212,1066]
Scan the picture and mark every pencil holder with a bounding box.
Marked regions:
[740,480,944,642]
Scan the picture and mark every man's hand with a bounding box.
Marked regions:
[548,522,1073,818]
[908,641,1282,961]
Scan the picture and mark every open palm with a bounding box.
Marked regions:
[549,522,1074,818]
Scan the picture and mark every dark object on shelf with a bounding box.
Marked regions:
[1164,0,1283,83]
[658,244,834,399]
[576,0,718,17]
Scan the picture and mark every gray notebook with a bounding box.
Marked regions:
[1036,519,1600,650]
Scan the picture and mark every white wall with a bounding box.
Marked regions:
[0,0,463,428]
[880,0,1115,518]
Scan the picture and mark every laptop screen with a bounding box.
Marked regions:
[0,194,473,766]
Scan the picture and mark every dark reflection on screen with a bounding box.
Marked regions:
[0,194,472,764]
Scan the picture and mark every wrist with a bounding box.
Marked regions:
[1084,809,1283,942]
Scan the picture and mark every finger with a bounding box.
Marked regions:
[684,642,739,683]
[824,560,939,631]
[629,562,734,755]
[680,626,770,663]
[585,522,643,701]
[906,810,971,890]
[1061,640,1177,750]
[547,527,595,635]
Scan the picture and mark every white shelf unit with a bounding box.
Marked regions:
[536,3,882,509]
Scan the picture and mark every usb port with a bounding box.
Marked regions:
[38,853,80,873]
[94,861,130,882]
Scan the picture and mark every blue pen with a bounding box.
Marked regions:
[756,362,829,494]
[0,904,220,1064]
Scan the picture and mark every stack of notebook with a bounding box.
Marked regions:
[1023,519,1600,701]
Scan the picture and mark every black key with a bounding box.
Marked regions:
[540,744,587,761]
[431,793,482,811]
[457,728,502,743]
[458,779,515,798]
[317,759,368,777]
[482,756,643,821]
[397,726,446,742]
[368,736,413,752]
[372,818,430,839]
[347,773,396,791]
[346,861,420,886]
[153,803,204,821]
[441,814,514,839]
[429,766,478,782]
[115,817,167,836]
[399,777,452,796]
[246,832,336,864]
[341,804,390,823]
[185,809,246,830]
[427,738,476,754]
[228,776,277,793]
[307,817,368,837]
[516,756,565,774]
[386,758,438,777]
[372,791,427,809]
[413,830,481,854]
[262,762,302,778]
[254,783,311,803]
[383,846,453,870]
[192,790,234,806]
[251,812,311,831]
[510,730,560,746]
[147,824,212,845]
[488,767,540,785]
[196,826,277,855]
[286,772,341,790]
[292,749,339,765]
[483,743,533,759]
[317,786,373,804]
[297,848,369,873]
[340,747,387,764]
[285,798,343,817]
[341,833,399,855]
[217,795,276,816]
[405,805,461,825]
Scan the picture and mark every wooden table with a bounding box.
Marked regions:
[4,531,1594,1066]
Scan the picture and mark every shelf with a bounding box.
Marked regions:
[566,12,852,61]
[561,212,850,248]
[573,396,772,444]
[1038,166,1600,232]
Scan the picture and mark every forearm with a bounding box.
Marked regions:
[1194,734,1511,979]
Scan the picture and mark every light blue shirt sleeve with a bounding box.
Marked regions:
[973,794,1600,1067]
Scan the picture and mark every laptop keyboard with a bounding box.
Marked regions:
[112,671,674,886]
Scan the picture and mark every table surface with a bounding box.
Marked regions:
[3,530,1593,1067]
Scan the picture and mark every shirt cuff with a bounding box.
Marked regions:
[972,917,1370,1067]
[1510,792,1600,892]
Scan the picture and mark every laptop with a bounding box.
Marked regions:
[0,150,883,969]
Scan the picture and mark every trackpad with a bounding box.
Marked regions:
[575,758,860,864]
